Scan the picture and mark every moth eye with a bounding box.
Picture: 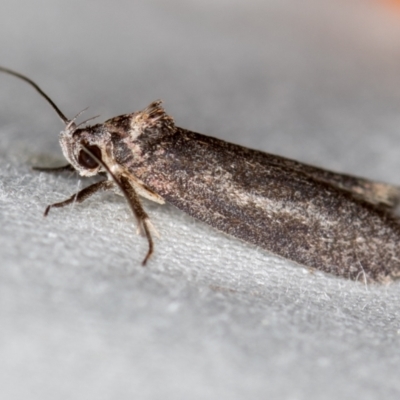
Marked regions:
[78,145,102,169]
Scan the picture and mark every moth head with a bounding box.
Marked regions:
[59,122,107,177]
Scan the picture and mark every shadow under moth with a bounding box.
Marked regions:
[2,66,400,284]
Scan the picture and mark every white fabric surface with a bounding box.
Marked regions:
[1,0,400,398]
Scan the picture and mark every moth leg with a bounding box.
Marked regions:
[130,177,165,204]
[33,164,75,173]
[44,180,114,216]
[119,175,154,266]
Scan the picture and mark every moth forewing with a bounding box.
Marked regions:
[2,66,400,282]
[120,104,400,283]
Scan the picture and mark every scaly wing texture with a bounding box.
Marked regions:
[129,128,400,283]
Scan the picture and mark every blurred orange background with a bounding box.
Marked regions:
[383,0,400,11]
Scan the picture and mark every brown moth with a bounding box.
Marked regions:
[2,66,400,283]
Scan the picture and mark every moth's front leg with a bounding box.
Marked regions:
[119,175,155,266]
[42,169,157,265]
[44,180,114,216]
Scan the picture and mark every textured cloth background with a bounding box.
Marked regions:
[1,0,400,399]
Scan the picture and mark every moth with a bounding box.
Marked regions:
[2,66,400,283]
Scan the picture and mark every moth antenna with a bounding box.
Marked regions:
[0,66,70,125]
